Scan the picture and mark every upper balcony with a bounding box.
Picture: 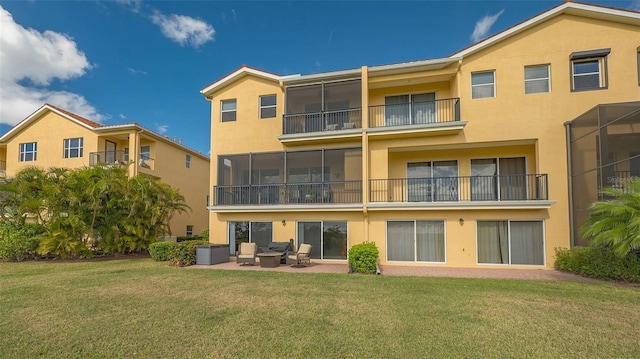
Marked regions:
[367,97,465,139]
[89,150,155,171]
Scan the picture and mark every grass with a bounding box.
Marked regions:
[0,259,639,358]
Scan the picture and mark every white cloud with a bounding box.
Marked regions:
[128,67,147,75]
[0,6,101,126]
[156,124,168,134]
[470,9,505,43]
[115,0,142,13]
[149,11,215,48]
[119,114,127,119]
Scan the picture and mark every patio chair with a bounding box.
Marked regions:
[286,243,312,267]
[236,242,257,266]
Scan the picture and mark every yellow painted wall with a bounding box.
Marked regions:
[4,111,98,176]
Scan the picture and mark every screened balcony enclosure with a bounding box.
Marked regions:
[568,102,640,246]
[215,147,363,205]
[283,79,362,134]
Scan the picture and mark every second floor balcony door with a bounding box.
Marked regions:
[385,93,436,126]
[407,161,458,202]
[105,140,116,164]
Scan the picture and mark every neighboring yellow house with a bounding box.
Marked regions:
[0,103,210,237]
[201,2,640,268]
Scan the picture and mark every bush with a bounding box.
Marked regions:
[197,229,209,240]
[0,223,44,261]
[176,236,197,242]
[169,239,209,266]
[149,241,175,261]
[348,242,379,274]
[555,246,640,282]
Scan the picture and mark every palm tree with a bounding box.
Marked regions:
[580,178,640,256]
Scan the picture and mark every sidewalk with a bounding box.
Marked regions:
[190,260,602,283]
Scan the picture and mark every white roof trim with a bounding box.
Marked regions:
[0,104,97,142]
[450,2,640,58]
[200,67,285,95]
[369,57,461,73]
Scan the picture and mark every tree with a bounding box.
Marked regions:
[581,178,640,256]
[0,165,190,257]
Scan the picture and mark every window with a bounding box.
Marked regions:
[186,154,191,169]
[228,221,272,255]
[471,71,495,99]
[477,220,544,265]
[260,95,277,119]
[124,147,130,162]
[384,92,436,126]
[524,65,550,94]
[221,99,237,122]
[297,221,347,260]
[407,161,458,202]
[570,48,609,91]
[19,142,37,162]
[186,225,193,236]
[387,221,445,262]
[140,146,150,160]
[471,157,527,201]
[63,137,84,158]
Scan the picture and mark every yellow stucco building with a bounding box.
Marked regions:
[202,2,640,268]
[0,104,210,237]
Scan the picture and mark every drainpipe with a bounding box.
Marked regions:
[564,121,574,247]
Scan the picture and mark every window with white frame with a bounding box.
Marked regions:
[471,71,495,99]
[186,154,191,169]
[387,220,445,262]
[221,99,237,122]
[228,221,272,255]
[63,137,84,158]
[260,95,277,119]
[477,220,544,265]
[186,225,193,236]
[570,48,609,91]
[524,65,550,94]
[19,142,37,162]
[297,221,347,260]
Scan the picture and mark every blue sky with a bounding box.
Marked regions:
[1,0,638,155]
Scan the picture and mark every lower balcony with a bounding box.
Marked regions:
[369,174,550,207]
[213,181,362,206]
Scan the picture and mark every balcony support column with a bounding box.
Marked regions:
[361,66,370,210]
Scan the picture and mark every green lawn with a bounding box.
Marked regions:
[1,259,638,359]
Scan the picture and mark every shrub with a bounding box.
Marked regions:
[197,229,209,240]
[149,241,175,261]
[555,246,640,282]
[169,239,209,266]
[348,242,379,274]
[0,223,44,261]
[176,236,197,242]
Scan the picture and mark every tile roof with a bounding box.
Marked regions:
[44,103,103,128]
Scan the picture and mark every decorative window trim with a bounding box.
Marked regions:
[186,154,191,169]
[570,48,610,92]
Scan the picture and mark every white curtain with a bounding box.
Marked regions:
[477,221,509,264]
[387,221,414,261]
[510,221,544,265]
[416,221,445,262]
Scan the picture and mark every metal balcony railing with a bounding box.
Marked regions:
[282,108,362,135]
[89,150,127,166]
[368,98,460,128]
[370,174,548,203]
[214,181,362,205]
